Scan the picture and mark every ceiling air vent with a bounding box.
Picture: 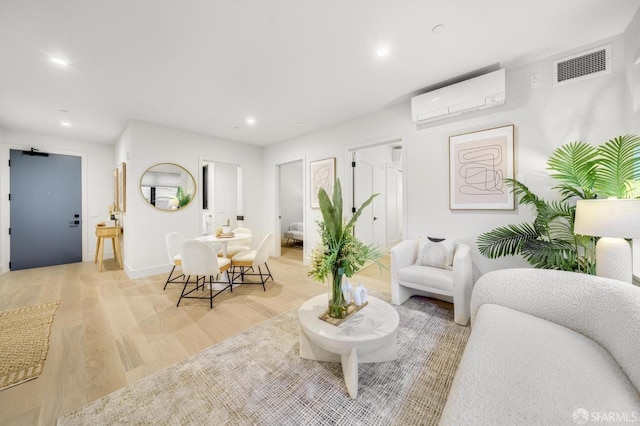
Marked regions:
[553,44,611,86]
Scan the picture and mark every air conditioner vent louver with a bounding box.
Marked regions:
[553,44,611,86]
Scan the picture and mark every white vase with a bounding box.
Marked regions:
[353,283,368,306]
[341,280,353,304]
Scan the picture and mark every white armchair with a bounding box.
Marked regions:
[283,222,303,244]
[391,239,473,325]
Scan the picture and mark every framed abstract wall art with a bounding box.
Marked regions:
[113,168,119,212]
[117,162,126,212]
[449,124,515,210]
[310,157,335,209]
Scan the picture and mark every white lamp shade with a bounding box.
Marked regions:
[574,199,640,238]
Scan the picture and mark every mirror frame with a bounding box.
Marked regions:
[139,163,196,211]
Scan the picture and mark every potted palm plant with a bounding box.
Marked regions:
[308,178,383,318]
[477,134,640,272]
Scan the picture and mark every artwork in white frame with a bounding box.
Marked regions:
[117,162,126,212]
[449,125,515,210]
[310,157,335,209]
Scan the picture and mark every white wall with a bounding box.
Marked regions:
[263,33,637,280]
[0,130,114,271]
[117,121,263,278]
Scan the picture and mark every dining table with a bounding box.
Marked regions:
[195,233,251,257]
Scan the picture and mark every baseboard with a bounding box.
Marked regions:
[125,263,170,280]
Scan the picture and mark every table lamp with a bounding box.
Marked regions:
[574,198,640,283]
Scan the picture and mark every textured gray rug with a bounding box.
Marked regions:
[57,297,470,425]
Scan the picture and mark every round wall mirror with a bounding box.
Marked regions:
[140,163,196,211]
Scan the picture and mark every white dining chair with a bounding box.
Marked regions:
[164,232,185,290]
[177,240,233,308]
[230,233,274,291]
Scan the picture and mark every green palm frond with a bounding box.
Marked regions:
[521,239,578,271]
[547,141,598,201]
[533,200,573,229]
[346,190,379,231]
[477,222,539,259]
[318,182,342,245]
[505,178,543,208]
[546,215,575,242]
[624,180,640,199]
[594,134,640,198]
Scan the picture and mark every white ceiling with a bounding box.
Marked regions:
[0,1,638,146]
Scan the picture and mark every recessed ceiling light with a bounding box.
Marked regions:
[296,122,304,126]
[376,47,390,57]
[245,117,256,126]
[50,57,68,66]
[432,24,446,34]
[58,109,70,127]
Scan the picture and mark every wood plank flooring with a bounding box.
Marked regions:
[0,244,448,425]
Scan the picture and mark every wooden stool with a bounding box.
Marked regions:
[94,225,123,272]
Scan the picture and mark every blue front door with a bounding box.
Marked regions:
[10,149,82,270]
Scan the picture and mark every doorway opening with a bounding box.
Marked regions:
[201,160,243,235]
[276,159,304,263]
[348,138,404,253]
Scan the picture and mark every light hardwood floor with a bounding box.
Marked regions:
[0,244,410,425]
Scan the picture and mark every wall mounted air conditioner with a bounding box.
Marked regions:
[411,68,505,124]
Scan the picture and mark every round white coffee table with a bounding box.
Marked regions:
[298,294,399,399]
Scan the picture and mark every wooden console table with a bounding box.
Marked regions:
[94,225,123,272]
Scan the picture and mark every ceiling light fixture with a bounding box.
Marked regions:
[432,24,446,34]
[59,109,71,127]
[50,57,68,66]
[376,47,390,57]
[245,117,256,126]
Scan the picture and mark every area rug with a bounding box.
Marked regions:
[0,300,60,391]
[58,298,470,425]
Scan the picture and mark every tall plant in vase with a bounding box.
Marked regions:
[308,178,383,319]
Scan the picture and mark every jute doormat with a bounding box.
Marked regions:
[58,297,470,425]
[0,300,59,391]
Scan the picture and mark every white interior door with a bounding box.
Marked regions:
[353,154,375,246]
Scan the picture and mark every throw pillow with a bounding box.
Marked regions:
[415,237,456,269]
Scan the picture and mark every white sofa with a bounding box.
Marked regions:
[391,239,473,325]
[440,268,640,425]
[283,222,303,244]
